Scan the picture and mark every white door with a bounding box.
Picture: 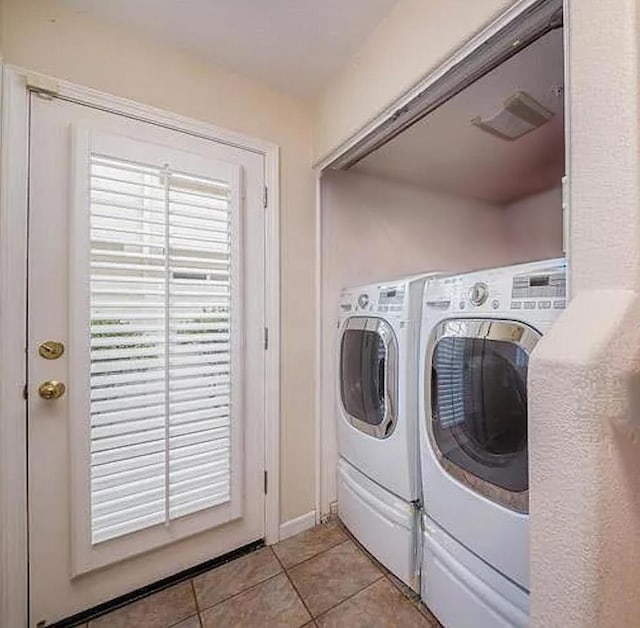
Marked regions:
[28,94,266,625]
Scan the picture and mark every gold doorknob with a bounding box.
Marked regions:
[38,380,66,400]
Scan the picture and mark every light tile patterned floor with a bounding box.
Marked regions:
[84,519,441,627]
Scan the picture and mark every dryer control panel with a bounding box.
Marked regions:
[510,269,566,311]
[424,259,567,314]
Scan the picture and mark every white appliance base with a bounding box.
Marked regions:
[337,458,418,591]
[421,516,529,628]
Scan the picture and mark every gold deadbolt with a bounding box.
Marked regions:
[38,380,66,400]
[38,340,65,360]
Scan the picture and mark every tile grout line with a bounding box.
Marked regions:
[285,528,388,620]
[194,568,285,616]
[338,519,440,625]
[188,579,204,628]
[271,546,317,624]
[277,534,388,621]
[312,573,386,623]
[378,570,438,626]
[280,525,387,622]
[273,527,348,571]
[189,547,284,616]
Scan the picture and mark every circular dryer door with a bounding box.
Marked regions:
[339,317,398,439]
[427,319,540,512]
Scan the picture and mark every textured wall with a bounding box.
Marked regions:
[1,0,317,524]
[314,0,518,162]
[320,169,512,508]
[505,185,563,263]
[530,0,640,625]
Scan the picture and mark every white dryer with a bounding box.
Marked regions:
[418,258,567,628]
[336,273,439,590]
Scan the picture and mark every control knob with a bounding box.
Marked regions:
[469,282,489,306]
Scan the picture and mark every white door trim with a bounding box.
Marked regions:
[0,62,30,628]
[314,170,325,520]
[0,64,281,628]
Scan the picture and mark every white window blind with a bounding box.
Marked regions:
[89,154,233,544]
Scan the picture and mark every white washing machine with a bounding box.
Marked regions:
[418,258,567,628]
[336,273,440,590]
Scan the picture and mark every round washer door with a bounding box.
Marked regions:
[426,318,540,512]
[339,316,398,439]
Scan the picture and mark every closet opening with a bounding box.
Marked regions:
[319,0,566,514]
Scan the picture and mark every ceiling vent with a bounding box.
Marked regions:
[471,91,553,141]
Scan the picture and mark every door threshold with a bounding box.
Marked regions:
[47,539,264,627]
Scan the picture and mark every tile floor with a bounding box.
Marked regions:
[83,518,441,627]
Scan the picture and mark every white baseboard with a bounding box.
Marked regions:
[278,510,317,542]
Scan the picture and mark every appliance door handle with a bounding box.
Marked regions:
[378,355,385,403]
[431,366,438,417]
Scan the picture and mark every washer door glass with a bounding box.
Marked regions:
[430,320,539,494]
[340,317,398,439]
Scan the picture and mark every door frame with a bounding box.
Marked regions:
[0,65,281,628]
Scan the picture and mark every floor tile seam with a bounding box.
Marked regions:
[378,570,435,625]
[380,570,419,602]
[272,543,316,623]
[92,587,200,628]
[375,570,439,624]
[335,522,388,570]
[196,568,285,617]
[339,538,439,626]
[308,571,386,620]
[166,609,202,628]
[348,536,438,624]
[187,580,204,628]
[279,536,353,572]
[413,599,442,627]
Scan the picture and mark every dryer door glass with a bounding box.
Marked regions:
[429,320,539,494]
[340,318,398,439]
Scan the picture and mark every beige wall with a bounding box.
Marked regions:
[1,0,316,523]
[314,0,518,162]
[320,169,512,507]
[505,185,564,263]
[530,0,640,625]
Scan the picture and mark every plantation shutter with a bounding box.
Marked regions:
[89,153,234,544]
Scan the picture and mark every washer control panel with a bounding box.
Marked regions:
[340,283,407,315]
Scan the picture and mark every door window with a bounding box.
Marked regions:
[89,153,234,544]
[429,321,538,494]
[339,318,397,439]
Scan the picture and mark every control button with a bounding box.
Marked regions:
[524,301,536,310]
[357,294,369,309]
[511,301,522,310]
[469,282,489,306]
[538,300,552,309]
[554,300,566,309]
[491,299,500,310]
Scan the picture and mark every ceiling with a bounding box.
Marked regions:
[353,29,565,205]
[59,0,399,100]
